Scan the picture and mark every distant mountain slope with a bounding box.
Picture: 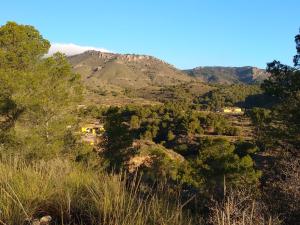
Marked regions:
[69,50,193,91]
[184,66,269,84]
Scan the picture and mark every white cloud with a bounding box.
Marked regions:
[46,43,110,56]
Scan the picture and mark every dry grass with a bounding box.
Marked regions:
[208,188,281,225]
[0,155,194,225]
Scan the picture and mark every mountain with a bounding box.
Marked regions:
[68,51,268,106]
[184,66,269,84]
[69,51,269,91]
[69,50,193,91]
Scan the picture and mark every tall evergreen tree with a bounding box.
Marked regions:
[0,22,82,157]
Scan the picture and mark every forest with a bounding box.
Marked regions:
[0,22,299,225]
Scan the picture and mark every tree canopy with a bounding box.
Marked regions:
[0,22,82,158]
[0,21,50,70]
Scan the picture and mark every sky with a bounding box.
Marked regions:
[0,0,299,69]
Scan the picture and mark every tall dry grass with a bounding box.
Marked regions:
[0,155,194,225]
[208,188,281,225]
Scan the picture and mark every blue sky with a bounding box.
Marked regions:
[0,0,299,69]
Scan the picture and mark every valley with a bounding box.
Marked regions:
[0,19,299,225]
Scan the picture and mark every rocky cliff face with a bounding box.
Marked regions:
[83,50,158,62]
[69,50,193,91]
[184,66,269,84]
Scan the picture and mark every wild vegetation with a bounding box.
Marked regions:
[185,66,269,84]
[197,84,263,110]
[0,21,299,225]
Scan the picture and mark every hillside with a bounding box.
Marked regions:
[69,51,269,88]
[68,51,268,105]
[69,50,193,92]
[184,66,269,84]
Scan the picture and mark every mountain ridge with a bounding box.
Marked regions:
[68,51,269,91]
[184,66,269,84]
[69,50,193,91]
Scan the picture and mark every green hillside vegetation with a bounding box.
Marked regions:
[126,82,214,107]
[185,66,269,84]
[197,84,263,110]
[0,21,299,224]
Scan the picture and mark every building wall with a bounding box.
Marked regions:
[222,107,242,113]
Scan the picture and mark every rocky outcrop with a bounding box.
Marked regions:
[83,50,168,65]
[126,140,185,173]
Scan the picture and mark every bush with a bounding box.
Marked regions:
[194,139,261,194]
[225,126,241,136]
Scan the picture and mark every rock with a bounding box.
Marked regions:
[93,66,103,72]
[31,219,40,225]
[29,215,52,225]
[127,155,153,172]
[126,140,185,173]
[40,215,52,225]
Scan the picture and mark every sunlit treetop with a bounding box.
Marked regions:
[0,21,50,70]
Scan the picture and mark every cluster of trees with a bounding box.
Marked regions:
[98,103,260,198]
[100,103,241,152]
[246,61,300,153]
[262,61,300,150]
[197,84,262,110]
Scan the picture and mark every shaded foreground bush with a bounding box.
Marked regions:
[0,156,195,225]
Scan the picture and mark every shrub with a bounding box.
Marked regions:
[225,126,241,136]
[194,139,261,194]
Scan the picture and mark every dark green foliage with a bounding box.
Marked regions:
[225,126,241,136]
[0,22,82,158]
[0,81,18,135]
[103,107,136,168]
[255,61,300,151]
[102,104,260,197]
[235,141,259,157]
[198,84,262,110]
[243,92,277,108]
[262,61,300,99]
[253,36,300,224]
[246,107,274,150]
[103,104,239,159]
[202,113,239,136]
[189,138,261,194]
[247,108,271,126]
[78,105,107,119]
[185,66,269,84]
[174,144,189,155]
